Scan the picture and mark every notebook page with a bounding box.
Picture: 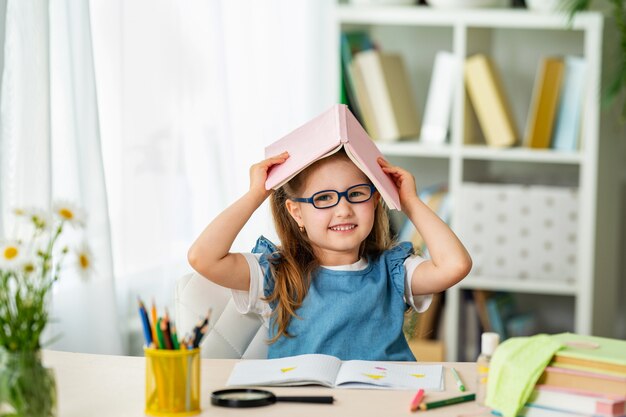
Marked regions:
[335,361,444,390]
[226,354,341,387]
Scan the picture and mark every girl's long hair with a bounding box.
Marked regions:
[266,151,394,343]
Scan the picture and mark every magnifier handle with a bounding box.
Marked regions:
[276,396,335,404]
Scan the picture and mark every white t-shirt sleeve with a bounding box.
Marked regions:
[230,253,271,325]
[403,254,433,313]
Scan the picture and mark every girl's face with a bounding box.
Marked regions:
[285,157,379,266]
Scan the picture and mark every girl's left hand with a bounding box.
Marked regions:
[378,157,418,210]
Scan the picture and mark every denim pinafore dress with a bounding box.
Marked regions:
[253,236,416,361]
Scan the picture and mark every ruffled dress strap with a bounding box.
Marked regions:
[251,235,279,306]
[383,241,415,298]
[251,235,278,258]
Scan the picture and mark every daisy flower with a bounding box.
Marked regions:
[12,207,27,217]
[12,207,51,231]
[74,242,94,280]
[0,240,25,271]
[21,257,38,275]
[29,208,52,230]
[52,201,86,228]
[12,245,39,275]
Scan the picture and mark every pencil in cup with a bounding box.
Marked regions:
[144,347,201,416]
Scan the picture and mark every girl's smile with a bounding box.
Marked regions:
[329,223,357,232]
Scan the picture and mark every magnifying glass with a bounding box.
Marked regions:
[211,388,335,408]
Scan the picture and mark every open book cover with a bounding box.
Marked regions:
[226,354,444,391]
[264,104,401,210]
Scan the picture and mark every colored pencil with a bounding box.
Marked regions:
[450,367,466,391]
[137,298,153,347]
[419,393,476,410]
[150,299,158,348]
[160,317,173,350]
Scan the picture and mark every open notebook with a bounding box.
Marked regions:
[264,104,401,210]
[226,354,444,391]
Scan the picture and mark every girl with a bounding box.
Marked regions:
[188,149,471,361]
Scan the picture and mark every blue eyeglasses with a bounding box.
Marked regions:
[291,183,376,209]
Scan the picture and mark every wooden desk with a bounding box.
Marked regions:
[43,350,492,416]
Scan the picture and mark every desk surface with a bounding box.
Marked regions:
[43,350,492,417]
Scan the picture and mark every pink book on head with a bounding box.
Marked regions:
[264,104,401,210]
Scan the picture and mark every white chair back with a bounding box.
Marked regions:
[175,272,267,359]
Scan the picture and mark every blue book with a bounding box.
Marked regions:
[486,293,516,341]
[551,56,587,151]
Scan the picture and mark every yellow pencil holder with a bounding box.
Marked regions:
[144,347,201,417]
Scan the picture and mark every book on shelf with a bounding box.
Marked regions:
[398,185,437,245]
[414,191,446,257]
[538,366,626,397]
[505,313,536,338]
[264,103,401,210]
[472,290,493,332]
[485,292,535,341]
[350,52,380,140]
[351,49,420,142]
[486,293,516,340]
[464,54,519,147]
[551,56,587,152]
[463,91,484,145]
[340,31,376,123]
[461,293,481,361]
[524,57,566,149]
[226,353,444,390]
[550,333,626,376]
[397,184,448,256]
[527,385,626,417]
[420,51,459,145]
[398,184,451,250]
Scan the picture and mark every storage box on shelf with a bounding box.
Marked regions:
[456,183,579,284]
[330,4,625,360]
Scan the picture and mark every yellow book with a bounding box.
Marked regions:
[464,54,518,147]
[353,50,420,142]
[524,57,565,149]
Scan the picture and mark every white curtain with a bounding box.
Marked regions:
[0,0,122,354]
[88,0,335,354]
[210,0,336,250]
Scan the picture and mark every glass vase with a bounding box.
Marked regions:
[0,349,57,417]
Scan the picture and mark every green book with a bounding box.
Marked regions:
[340,31,374,123]
[550,333,626,375]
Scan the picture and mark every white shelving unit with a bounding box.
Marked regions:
[330,5,624,360]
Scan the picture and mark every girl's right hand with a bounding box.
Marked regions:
[248,151,289,200]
